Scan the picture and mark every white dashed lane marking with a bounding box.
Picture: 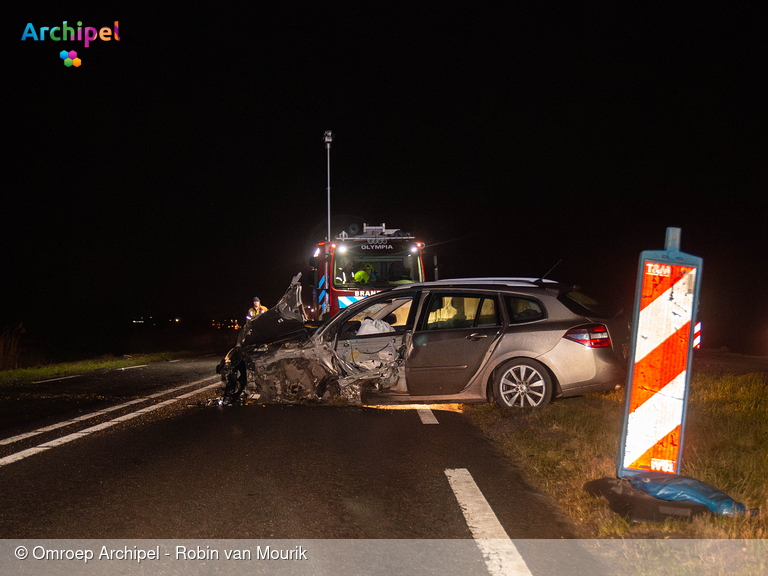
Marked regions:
[445,468,533,576]
[416,405,439,424]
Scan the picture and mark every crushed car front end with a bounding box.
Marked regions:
[216,274,405,405]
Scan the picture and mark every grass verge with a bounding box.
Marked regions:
[464,371,767,540]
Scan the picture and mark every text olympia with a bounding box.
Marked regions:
[21,22,120,47]
[622,262,697,473]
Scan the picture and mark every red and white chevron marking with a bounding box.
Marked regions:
[693,322,702,349]
[622,261,698,474]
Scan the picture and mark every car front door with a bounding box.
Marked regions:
[334,293,419,391]
[405,292,501,396]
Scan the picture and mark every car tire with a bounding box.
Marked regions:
[493,358,552,409]
[223,361,248,402]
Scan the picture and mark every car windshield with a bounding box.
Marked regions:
[332,245,422,289]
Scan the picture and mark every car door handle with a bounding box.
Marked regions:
[466,333,488,340]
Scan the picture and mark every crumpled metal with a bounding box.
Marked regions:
[229,336,403,405]
[216,273,403,406]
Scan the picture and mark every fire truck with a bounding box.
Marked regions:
[309,223,425,319]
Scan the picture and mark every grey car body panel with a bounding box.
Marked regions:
[538,339,625,393]
[405,325,501,395]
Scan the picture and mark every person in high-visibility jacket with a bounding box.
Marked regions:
[247,296,268,320]
[354,263,376,284]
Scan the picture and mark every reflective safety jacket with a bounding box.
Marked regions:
[247,304,268,319]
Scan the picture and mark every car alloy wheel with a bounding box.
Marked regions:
[494,359,552,408]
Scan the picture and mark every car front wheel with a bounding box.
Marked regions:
[493,359,552,409]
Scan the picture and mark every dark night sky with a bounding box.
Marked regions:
[5,4,768,355]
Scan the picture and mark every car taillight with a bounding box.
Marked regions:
[564,324,612,348]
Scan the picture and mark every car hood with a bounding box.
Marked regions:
[236,273,310,348]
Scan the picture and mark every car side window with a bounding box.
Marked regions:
[507,297,544,324]
[424,294,499,330]
[476,297,500,327]
[345,297,414,336]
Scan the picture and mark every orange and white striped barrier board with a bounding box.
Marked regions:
[618,228,702,478]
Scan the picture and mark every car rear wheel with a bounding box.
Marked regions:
[493,359,552,409]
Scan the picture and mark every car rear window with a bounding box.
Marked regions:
[506,297,545,324]
[558,289,614,318]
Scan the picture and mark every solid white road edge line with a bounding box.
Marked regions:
[415,405,439,424]
[32,374,83,384]
[445,468,532,576]
[0,381,221,467]
[0,376,220,447]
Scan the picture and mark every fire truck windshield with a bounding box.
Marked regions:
[332,245,423,289]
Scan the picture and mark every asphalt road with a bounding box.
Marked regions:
[3,351,765,574]
[0,355,610,575]
[0,355,224,435]
[1,400,581,539]
[691,348,768,376]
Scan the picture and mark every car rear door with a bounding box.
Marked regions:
[405,292,501,395]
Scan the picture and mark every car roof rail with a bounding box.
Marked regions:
[393,277,559,290]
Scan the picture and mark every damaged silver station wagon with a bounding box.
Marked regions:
[216,274,630,408]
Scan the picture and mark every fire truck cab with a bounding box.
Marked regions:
[310,223,425,319]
